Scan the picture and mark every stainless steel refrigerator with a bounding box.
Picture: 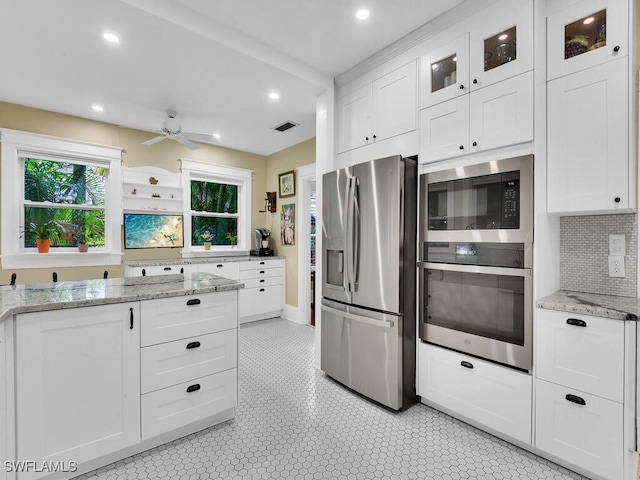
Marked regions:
[321,154,417,410]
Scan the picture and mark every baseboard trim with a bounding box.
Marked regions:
[283,304,305,325]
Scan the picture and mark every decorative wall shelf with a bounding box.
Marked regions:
[122,166,183,214]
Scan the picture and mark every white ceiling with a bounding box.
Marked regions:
[0,0,465,156]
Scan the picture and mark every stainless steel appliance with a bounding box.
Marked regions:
[418,155,533,371]
[321,154,417,410]
[250,228,273,256]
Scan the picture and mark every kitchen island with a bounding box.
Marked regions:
[0,273,243,480]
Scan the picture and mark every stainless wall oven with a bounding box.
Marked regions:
[419,155,533,371]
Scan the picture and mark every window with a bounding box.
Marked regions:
[1,129,122,269]
[180,159,252,255]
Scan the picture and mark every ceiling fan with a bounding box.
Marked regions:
[142,110,216,151]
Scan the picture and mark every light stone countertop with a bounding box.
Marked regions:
[124,255,285,268]
[0,272,243,324]
[536,290,640,321]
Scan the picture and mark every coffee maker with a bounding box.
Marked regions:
[250,228,274,256]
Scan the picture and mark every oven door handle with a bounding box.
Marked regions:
[418,261,531,277]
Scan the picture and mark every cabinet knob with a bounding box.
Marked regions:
[472,79,478,84]
[472,141,478,147]
[365,136,369,141]
[373,134,377,139]
[459,145,464,150]
[613,45,621,52]
[459,84,464,90]
[614,197,621,203]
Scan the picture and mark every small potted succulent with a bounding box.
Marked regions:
[226,232,238,247]
[74,228,89,253]
[201,230,213,250]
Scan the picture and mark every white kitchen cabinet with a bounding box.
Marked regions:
[337,61,417,154]
[535,379,623,480]
[0,323,6,480]
[547,0,629,81]
[198,261,240,280]
[126,263,196,277]
[547,57,633,214]
[15,303,140,480]
[420,71,533,164]
[536,309,624,402]
[420,33,469,109]
[238,259,285,323]
[418,342,532,444]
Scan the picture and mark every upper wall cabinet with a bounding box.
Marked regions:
[547,0,628,81]
[336,61,417,154]
[420,34,469,109]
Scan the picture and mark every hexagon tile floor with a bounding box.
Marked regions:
[74,318,587,480]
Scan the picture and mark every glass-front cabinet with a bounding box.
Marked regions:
[420,34,469,109]
[547,0,628,80]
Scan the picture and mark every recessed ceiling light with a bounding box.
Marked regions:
[498,33,508,41]
[213,133,221,140]
[103,32,120,43]
[583,16,595,25]
[356,9,370,20]
[92,105,104,112]
[269,92,280,100]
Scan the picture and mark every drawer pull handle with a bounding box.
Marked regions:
[142,268,146,276]
[260,261,265,265]
[260,279,265,283]
[129,307,134,330]
[163,267,172,271]
[460,361,474,369]
[186,341,201,349]
[260,288,265,292]
[565,394,586,406]
[566,318,587,327]
[217,264,223,268]
[180,267,184,274]
[260,270,265,274]
[186,384,201,393]
[186,299,201,306]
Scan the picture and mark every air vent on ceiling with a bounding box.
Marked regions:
[273,121,299,132]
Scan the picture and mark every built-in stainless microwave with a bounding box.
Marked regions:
[420,155,533,245]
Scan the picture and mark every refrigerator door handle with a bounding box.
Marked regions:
[345,177,355,293]
[352,176,360,291]
[320,304,395,329]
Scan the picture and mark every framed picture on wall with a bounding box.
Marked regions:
[278,170,295,198]
[281,204,295,246]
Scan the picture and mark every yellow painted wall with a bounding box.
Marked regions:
[0,101,267,284]
[265,138,316,307]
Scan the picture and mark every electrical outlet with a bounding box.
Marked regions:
[608,255,625,277]
[609,234,626,255]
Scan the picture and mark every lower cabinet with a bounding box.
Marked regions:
[238,259,285,323]
[15,304,141,480]
[418,342,532,444]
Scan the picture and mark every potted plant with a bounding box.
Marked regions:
[73,227,88,253]
[21,221,57,253]
[226,232,238,247]
[201,230,213,250]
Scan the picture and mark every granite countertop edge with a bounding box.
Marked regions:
[536,290,639,322]
[0,273,244,325]
[124,256,285,267]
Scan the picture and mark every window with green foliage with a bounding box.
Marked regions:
[22,157,106,248]
[190,180,239,246]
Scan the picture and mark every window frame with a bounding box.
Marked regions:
[0,129,123,269]
[180,158,252,256]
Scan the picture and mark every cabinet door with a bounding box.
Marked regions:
[336,84,372,153]
[371,61,417,142]
[535,379,623,480]
[419,95,469,164]
[418,343,532,444]
[547,0,629,81]
[547,57,630,214]
[469,0,533,90]
[468,71,534,154]
[16,304,140,479]
[420,34,469,109]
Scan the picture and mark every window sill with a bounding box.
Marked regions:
[1,251,123,270]
[181,248,249,258]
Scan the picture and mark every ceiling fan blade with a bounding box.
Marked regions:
[175,136,199,151]
[182,132,217,143]
[142,135,167,146]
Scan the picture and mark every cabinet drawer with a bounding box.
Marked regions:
[197,262,240,280]
[141,329,237,394]
[242,276,283,289]
[140,291,237,346]
[129,264,194,277]
[239,267,285,280]
[141,369,237,440]
[535,379,623,480]
[239,259,285,272]
[536,309,624,402]
[418,343,532,443]
[239,285,284,318]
